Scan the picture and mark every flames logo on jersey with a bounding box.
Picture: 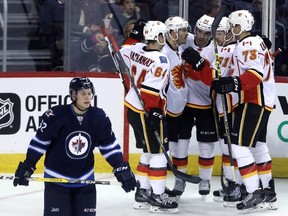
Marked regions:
[171,64,185,89]
[65,131,92,159]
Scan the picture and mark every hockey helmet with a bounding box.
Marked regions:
[69,77,95,100]
[143,20,168,44]
[165,16,189,32]
[228,10,254,32]
[217,17,230,33]
[196,14,214,32]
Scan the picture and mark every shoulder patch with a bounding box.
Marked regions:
[159,56,168,63]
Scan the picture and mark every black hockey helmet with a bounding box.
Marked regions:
[69,77,95,100]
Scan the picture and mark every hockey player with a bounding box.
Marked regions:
[182,16,246,203]
[180,14,218,198]
[13,77,137,216]
[211,10,277,213]
[121,21,178,213]
[162,16,190,197]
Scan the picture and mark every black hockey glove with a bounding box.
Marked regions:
[130,19,146,40]
[13,159,36,186]
[211,76,241,94]
[182,46,205,71]
[147,108,164,129]
[113,161,137,193]
[260,35,272,50]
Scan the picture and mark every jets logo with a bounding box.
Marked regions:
[66,131,92,159]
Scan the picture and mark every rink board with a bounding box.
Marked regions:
[0,73,287,177]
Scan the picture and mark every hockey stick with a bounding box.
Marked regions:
[101,26,200,184]
[101,26,129,93]
[0,175,111,185]
[211,5,236,193]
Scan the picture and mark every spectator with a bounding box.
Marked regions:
[36,0,65,70]
[72,30,118,72]
[107,0,149,45]
[204,0,222,17]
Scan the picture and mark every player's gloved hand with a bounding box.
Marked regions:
[211,76,241,94]
[147,108,164,128]
[113,161,137,193]
[13,159,36,186]
[130,19,146,40]
[182,46,205,71]
[260,35,272,50]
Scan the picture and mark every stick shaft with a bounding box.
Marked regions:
[0,175,111,185]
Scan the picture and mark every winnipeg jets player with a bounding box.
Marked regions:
[13,77,137,216]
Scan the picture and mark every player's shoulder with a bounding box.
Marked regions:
[41,104,70,121]
[87,106,110,121]
[240,34,262,47]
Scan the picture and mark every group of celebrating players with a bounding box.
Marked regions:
[13,7,278,216]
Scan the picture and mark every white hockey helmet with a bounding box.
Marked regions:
[143,21,168,43]
[165,16,189,31]
[217,17,230,33]
[196,14,214,32]
[228,10,255,32]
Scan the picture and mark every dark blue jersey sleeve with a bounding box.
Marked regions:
[93,108,124,168]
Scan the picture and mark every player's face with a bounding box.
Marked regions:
[216,31,225,46]
[195,28,211,47]
[75,89,93,110]
[177,28,189,45]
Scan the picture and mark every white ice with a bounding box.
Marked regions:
[0,174,287,216]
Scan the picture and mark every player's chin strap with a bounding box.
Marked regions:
[100,25,201,184]
[73,101,89,113]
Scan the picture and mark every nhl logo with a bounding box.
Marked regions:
[0,98,14,130]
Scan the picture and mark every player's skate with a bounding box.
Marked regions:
[263,179,277,210]
[223,183,245,207]
[149,192,179,213]
[236,189,269,214]
[213,179,235,202]
[133,185,151,210]
[170,178,186,200]
[199,180,210,200]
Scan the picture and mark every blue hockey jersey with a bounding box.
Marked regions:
[25,104,123,187]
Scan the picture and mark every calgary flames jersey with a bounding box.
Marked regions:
[231,35,275,108]
[121,42,170,113]
[181,33,216,108]
[162,42,188,116]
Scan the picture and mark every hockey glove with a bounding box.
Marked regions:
[113,161,137,193]
[260,35,272,50]
[182,46,205,71]
[211,76,241,94]
[130,19,146,40]
[147,108,164,129]
[13,159,36,186]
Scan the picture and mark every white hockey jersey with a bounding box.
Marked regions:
[230,35,276,108]
[181,33,216,108]
[213,42,239,115]
[162,43,188,116]
[121,42,170,113]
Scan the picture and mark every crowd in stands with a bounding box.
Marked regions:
[34,0,288,75]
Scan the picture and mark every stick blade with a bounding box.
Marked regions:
[170,167,201,184]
